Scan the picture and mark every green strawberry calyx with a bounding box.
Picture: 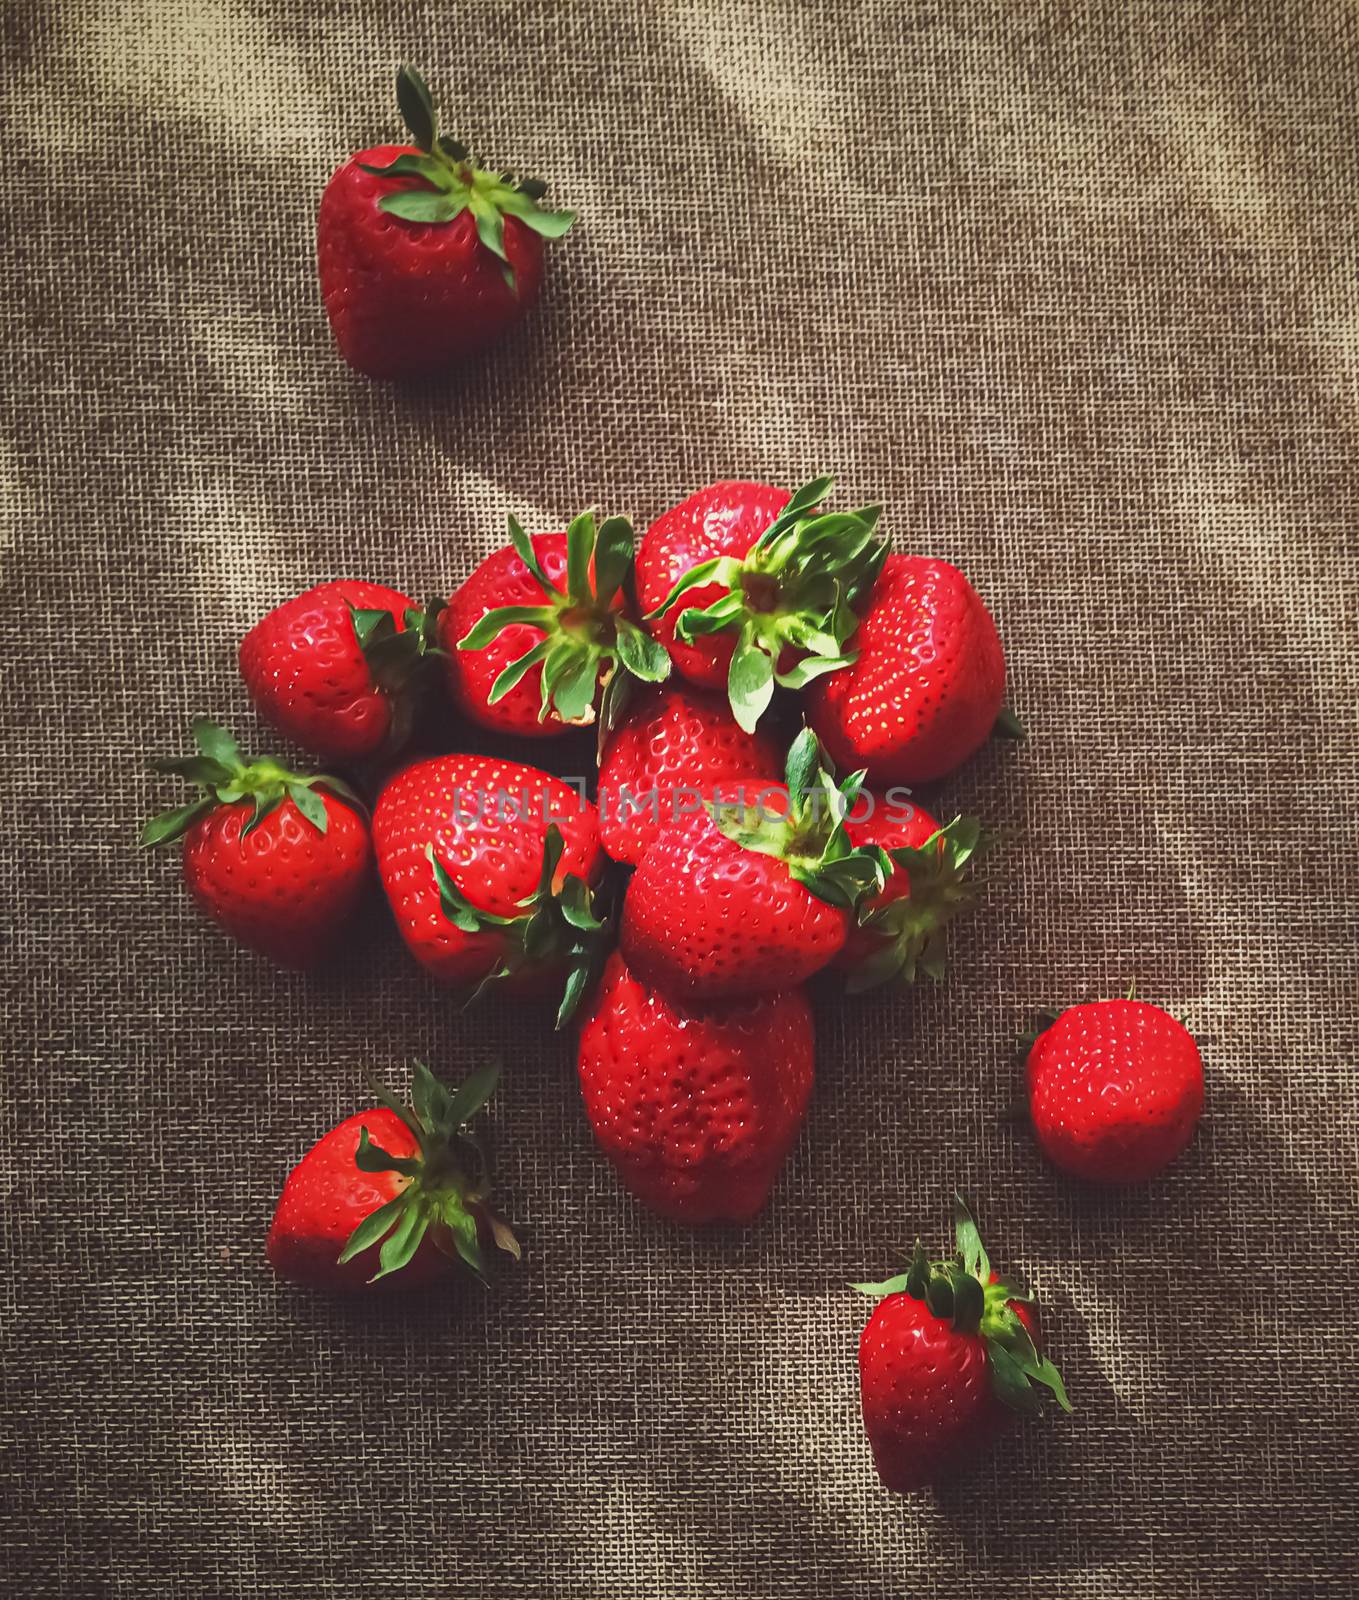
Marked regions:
[139,717,365,847]
[337,1060,521,1284]
[456,511,671,737]
[645,476,887,733]
[357,64,575,293]
[427,822,610,1028]
[349,596,447,751]
[844,815,990,994]
[710,727,892,911]
[853,1193,1072,1419]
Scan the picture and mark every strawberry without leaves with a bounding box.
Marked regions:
[445,510,669,739]
[856,1195,1071,1493]
[267,1061,519,1292]
[373,753,607,1025]
[596,683,781,867]
[637,477,886,732]
[577,951,815,1225]
[619,728,891,1000]
[141,717,369,969]
[239,580,443,762]
[1025,997,1204,1183]
[318,66,575,380]
[808,554,1008,783]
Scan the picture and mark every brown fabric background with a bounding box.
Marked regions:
[3,2,1357,1596]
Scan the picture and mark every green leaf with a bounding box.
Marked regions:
[1029,1355,1073,1413]
[336,1193,408,1265]
[457,603,554,651]
[429,850,490,933]
[987,1342,1044,1417]
[951,1270,984,1334]
[644,556,728,620]
[842,939,910,994]
[952,1193,990,1283]
[727,636,774,734]
[438,134,468,161]
[287,782,329,835]
[557,874,604,933]
[775,653,855,690]
[238,793,280,840]
[615,619,671,683]
[356,151,448,184]
[550,649,599,723]
[139,798,213,848]
[445,1063,501,1129]
[395,63,437,151]
[353,1125,421,1178]
[783,726,821,801]
[555,961,591,1030]
[994,707,1027,740]
[505,515,557,593]
[349,604,397,652]
[379,190,464,224]
[850,1274,911,1298]
[591,515,635,604]
[441,1204,485,1277]
[486,1211,522,1260]
[147,754,233,786]
[468,188,509,262]
[191,717,243,772]
[923,1273,954,1321]
[565,510,595,601]
[371,1201,431,1281]
[488,637,551,704]
[315,775,365,813]
[497,190,576,237]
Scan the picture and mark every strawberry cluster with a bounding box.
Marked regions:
[139,66,1208,1496]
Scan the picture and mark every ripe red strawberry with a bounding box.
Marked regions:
[620,729,890,1000]
[443,510,668,739]
[318,66,575,380]
[577,951,814,1224]
[808,554,1008,783]
[373,753,606,1023]
[140,717,369,969]
[239,580,442,762]
[596,683,782,866]
[637,477,886,731]
[836,799,986,990]
[267,1061,519,1292]
[856,1195,1070,1493]
[1025,997,1205,1183]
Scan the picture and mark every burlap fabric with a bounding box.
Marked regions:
[3,2,1356,1595]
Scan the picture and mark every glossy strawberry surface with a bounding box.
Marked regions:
[441,532,618,737]
[1026,999,1204,1183]
[239,579,413,761]
[597,684,782,866]
[267,1108,450,1292]
[859,1278,1037,1493]
[835,796,941,968]
[635,481,791,688]
[808,554,1005,783]
[620,792,848,1000]
[372,753,601,987]
[577,951,814,1223]
[182,793,370,969]
[318,145,544,380]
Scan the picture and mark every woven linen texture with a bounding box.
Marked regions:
[3,2,1357,1596]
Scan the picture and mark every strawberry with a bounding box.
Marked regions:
[444,510,669,739]
[856,1195,1071,1493]
[267,1061,519,1292]
[619,728,890,1000]
[318,66,575,380]
[637,477,886,732]
[239,580,443,762]
[836,800,986,991]
[596,683,781,866]
[577,951,814,1224]
[808,554,1008,783]
[1025,996,1205,1183]
[141,717,369,969]
[372,753,606,1024]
